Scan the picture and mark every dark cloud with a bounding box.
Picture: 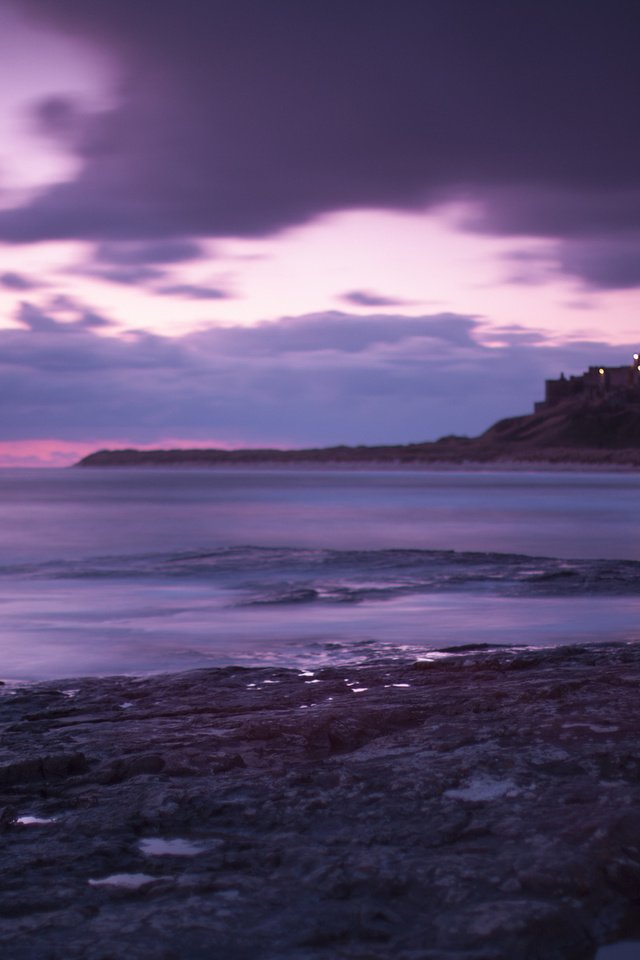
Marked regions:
[75,309,113,329]
[81,265,166,286]
[31,94,87,145]
[1,1,639,288]
[557,236,640,290]
[0,303,634,445]
[17,302,62,333]
[16,298,114,332]
[94,240,204,266]
[155,283,230,300]
[72,240,206,286]
[0,271,42,291]
[499,249,557,287]
[484,324,548,346]
[195,311,479,355]
[465,188,640,241]
[341,290,412,308]
[467,188,640,288]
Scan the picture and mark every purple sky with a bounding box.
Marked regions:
[1,0,640,464]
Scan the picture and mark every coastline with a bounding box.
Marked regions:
[73,458,640,473]
[74,445,640,472]
[2,642,640,959]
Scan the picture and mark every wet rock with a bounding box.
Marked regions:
[0,643,640,957]
[0,752,88,786]
[99,755,165,784]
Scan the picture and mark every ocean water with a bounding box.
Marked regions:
[1,466,640,682]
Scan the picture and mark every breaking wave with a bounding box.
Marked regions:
[2,546,640,605]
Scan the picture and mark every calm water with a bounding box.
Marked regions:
[1,467,640,681]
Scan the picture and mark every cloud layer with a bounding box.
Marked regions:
[2,1,640,287]
[1,304,633,450]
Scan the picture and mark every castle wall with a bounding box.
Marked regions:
[538,359,640,411]
[544,376,584,405]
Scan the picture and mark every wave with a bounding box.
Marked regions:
[2,546,640,603]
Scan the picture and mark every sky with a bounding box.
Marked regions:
[1,0,640,465]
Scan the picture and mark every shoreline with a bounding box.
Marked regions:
[75,443,640,472]
[72,458,640,473]
[2,641,640,958]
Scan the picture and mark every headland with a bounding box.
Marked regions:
[76,359,640,469]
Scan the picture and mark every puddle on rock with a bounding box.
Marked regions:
[89,872,171,890]
[16,815,57,825]
[444,777,519,802]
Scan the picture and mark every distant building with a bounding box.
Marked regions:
[534,354,640,413]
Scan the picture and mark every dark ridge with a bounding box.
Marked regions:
[76,390,640,468]
[480,389,640,448]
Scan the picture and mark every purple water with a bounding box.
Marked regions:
[1,467,640,682]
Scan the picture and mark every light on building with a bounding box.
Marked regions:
[599,368,605,375]
[637,365,640,372]
[634,353,639,360]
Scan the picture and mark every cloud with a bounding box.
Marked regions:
[499,248,558,287]
[79,265,167,287]
[1,1,639,287]
[193,311,479,355]
[155,283,230,300]
[466,187,640,241]
[0,270,42,291]
[17,301,62,333]
[69,240,207,287]
[0,303,635,450]
[30,94,88,146]
[340,290,412,308]
[75,309,113,329]
[94,240,204,266]
[466,190,640,289]
[557,235,640,290]
[16,297,114,332]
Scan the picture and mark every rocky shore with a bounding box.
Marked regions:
[1,643,640,959]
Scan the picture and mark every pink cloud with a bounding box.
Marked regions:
[0,436,263,468]
[0,439,98,468]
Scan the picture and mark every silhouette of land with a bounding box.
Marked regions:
[77,388,640,468]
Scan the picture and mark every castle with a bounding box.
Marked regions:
[534,354,640,413]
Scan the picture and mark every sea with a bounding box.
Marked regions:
[2,466,640,683]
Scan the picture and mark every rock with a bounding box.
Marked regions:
[100,754,165,784]
[0,643,639,957]
[0,752,87,786]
